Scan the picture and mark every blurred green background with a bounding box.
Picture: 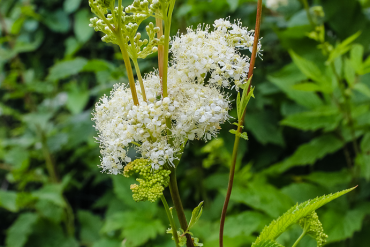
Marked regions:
[1,0,370,246]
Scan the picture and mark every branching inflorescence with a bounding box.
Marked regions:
[89,0,260,246]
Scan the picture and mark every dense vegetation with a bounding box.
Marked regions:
[1,0,370,246]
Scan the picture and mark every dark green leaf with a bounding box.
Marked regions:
[6,213,38,247]
[47,57,88,81]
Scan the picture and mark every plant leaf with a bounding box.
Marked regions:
[252,240,284,247]
[6,213,39,247]
[188,201,204,230]
[252,187,356,246]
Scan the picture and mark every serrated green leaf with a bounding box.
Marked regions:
[6,213,38,247]
[74,9,94,43]
[265,134,343,174]
[355,154,370,181]
[92,238,121,247]
[229,129,238,135]
[252,187,356,246]
[327,31,361,63]
[188,201,203,230]
[226,0,239,12]
[361,132,370,152]
[353,83,370,98]
[289,50,323,83]
[43,10,70,33]
[350,44,364,72]
[280,107,341,132]
[322,203,370,243]
[0,190,18,212]
[292,82,325,92]
[35,200,64,223]
[64,0,82,13]
[240,132,248,140]
[47,57,88,81]
[344,58,356,85]
[32,184,66,207]
[268,63,324,109]
[253,240,284,247]
[78,210,103,244]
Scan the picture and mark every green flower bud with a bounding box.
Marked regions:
[124,158,171,202]
[299,211,328,247]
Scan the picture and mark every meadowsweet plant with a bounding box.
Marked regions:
[89,0,356,246]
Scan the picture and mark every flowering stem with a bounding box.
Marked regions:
[161,195,180,247]
[162,0,176,98]
[219,0,263,246]
[300,0,315,28]
[132,58,147,102]
[156,16,164,93]
[292,227,308,247]
[116,0,139,105]
[169,168,195,247]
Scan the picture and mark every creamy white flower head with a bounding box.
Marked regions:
[266,0,288,10]
[93,70,230,173]
[170,18,261,91]
[93,18,261,174]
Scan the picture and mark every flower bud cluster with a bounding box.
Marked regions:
[170,18,261,90]
[88,0,159,59]
[124,158,171,202]
[299,211,328,247]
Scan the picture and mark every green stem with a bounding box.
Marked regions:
[301,0,315,28]
[161,195,180,247]
[133,59,147,102]
[114,0,139,105]
[219,128,241,247]
[169,169,194,247]
[219,0,262,246]
[292,228,307,247]
[162,0,176,98]
[117,38,140,105]
[330,63,360,156]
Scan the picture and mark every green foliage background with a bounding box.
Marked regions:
[1,0,370,246]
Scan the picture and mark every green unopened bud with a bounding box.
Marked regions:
[98,0,113,8]
[299,211,328,247]
[124,159,171,202]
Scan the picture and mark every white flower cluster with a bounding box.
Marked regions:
[93,19,260,174]
[266,0,288,10]
[170,18,261,90]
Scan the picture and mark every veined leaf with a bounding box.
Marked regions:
[289,50,323,83]
[350,44,364,73]
[237,77,254,121]
[6,213,39,247]
[47,57,88,81]
[252,240,284,247]
[252,187,356,246]
[188,201,204,230]
[327,31,361,63]
[264,134,343,175]
[280,107,341,132]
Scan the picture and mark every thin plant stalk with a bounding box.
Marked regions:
[162,0,176,98]
[301,0,315,27]
[133,59,147,102]
[169,169,195,247]
[292,228,307,247]
[116,0,139,105]
[219,0,263,246]
[161,195,180,247]
[156,16,164,92]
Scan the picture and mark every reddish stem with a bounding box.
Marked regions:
[219,1,263,247]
